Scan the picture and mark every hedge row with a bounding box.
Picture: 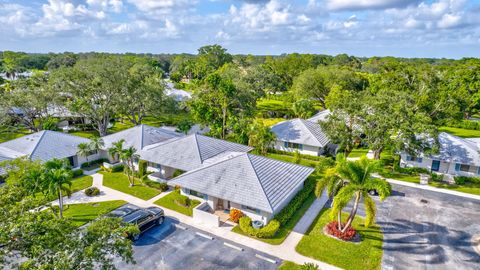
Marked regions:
[275,177,316,225]
[454,175,480,185]
[72,169,84,178]
[239,216,280,238]
[80,158,109,169]
[143,179,169,191]
[447,120,480,130]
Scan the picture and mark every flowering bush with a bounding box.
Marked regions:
[229,208,244,223]
[325,221,357,241]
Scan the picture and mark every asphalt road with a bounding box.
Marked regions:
[372,184,480,270]
[115,214,281,270]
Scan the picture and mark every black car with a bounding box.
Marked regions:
[122,207,165,241]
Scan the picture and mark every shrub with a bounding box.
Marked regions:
[138,160,147,178]
[293,151,302,164]
[174,195,191,207]
[316,156,335,174]
[144,179,169,191]
[452,176,480,185]
[100,165,111,172]
[301,263,319,270]
[111,164,124,173]
[430,172,443,182]
[275,177,316,225]
[325,221,357,241]
[239,216,280,238]
[173,169,185,178]
[72,169,84,178]
[84,187,100,197]
[229,209,244,223]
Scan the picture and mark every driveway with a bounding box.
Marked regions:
[369,184,480,270]
[114,205,281,270]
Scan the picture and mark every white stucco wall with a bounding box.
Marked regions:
[272,140,320,156]
[193,202,220,227]
[400,153,480,177]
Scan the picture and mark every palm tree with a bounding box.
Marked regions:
[43,159,73,218]
[319,157,391,233]
[89,136,104,154]
[108,139,125,163]
[77,142,91,164]
[120,147,139,187]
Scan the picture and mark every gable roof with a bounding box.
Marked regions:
[139,134,253,171]
[169,153,314,213]
[0,130,90,162]
[271,118,330,147]
[101,124,183,150]
[427,132,480,165]
[308,109,331,123]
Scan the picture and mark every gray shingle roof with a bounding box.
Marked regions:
[271,118,330,147]
[0,130,90,162]
[427,132,480,165]
[102,124,183,150]
[169,153,314,213]
[308,109,331,123]
[139,134,253,171]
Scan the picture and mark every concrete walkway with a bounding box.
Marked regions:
[373,173,480,201]
[57,173,338,270]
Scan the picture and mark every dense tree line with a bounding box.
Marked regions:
[1,48,479,157]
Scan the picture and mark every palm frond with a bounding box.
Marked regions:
[363,191,376,227]
[364,177,392,201]
[330,184,357,220]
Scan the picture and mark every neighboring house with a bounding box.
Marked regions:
[0,130,99,174]
[165,82,192,101]
[308,109,331,123]
[169,153,314,224]
[270,118,331,156]
[139,133,253,181]
[400,132,480,177]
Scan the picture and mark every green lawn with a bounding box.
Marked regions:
[278,261,302,270]
[231,191,317,245]
[63,200,127,227]
[0,127,31,143]
[439,126,480,138]
[154,189,200,216]
[379,171,420,184]
[429,181,480,196]
[71,175,94,192]
[255,117,285,127]
[349,148,369,158]
[101,172,162,200]
[296,209,383,270]
[266,153,319,168]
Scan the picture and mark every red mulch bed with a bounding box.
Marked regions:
[324,221,359,242]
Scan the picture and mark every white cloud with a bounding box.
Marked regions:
[437,13,462,28]
[127,0,192,15]
[325,0,418,11]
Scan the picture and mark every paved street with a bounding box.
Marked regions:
[115,214,281,270]
[375,184,480,270]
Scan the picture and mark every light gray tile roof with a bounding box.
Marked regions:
[169,153,314,213]
[102,124,183,150]
[427,132,480,165]
[271,118,330,147]
[139,134,253,171]
[0,130,90,162]
[308,109,331,123]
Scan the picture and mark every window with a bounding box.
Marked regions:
[460,164,470,172]
[189,190,204,198]
[241,205,260,214]
[406,155,422,163]
[284,142,303,150]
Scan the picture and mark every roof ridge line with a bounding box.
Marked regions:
[194,133,204,162]
[140,124,145,149]
[245,154,274,213]
[29,130,47,158]
[172,152,247,179]
[300,118,326,145]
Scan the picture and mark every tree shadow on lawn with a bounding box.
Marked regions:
[378,218,480,265]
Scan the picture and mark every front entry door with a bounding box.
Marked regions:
[431,160,440,172]
[217,199,224,210]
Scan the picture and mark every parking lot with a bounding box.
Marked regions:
[372,184,480,270]
[114,205,281,270]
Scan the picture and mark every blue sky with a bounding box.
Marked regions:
[0,0,479,58]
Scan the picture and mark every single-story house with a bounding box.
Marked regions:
[400,132,480,177]
[169,153,314,224]
[0,130,99,174]
[139,133,253,181]
[308,109,331,123]
[270,118,331,156]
